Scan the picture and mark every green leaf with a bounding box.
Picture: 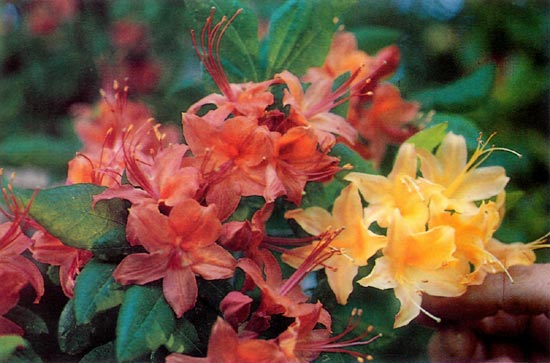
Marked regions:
[78,341,116,363]
[429,113,481,150]
[330,143,377,175]
[0,135,77,173]
[116,285,176,362]
[182,0,260,82]
[0,336,42,363]
[353,26,402,54]
[4,306,48,336]
[260,0,357,79]
[405,122,448,152]
[16,184,129,254]
[58,300,94,355]
[74,259,124,324]
[164,318,200,354]
[411,63,496,112]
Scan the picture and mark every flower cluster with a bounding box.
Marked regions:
[286,131,548,328]
[1,6,547,363]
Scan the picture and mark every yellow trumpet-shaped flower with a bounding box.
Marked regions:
[357,210,469,328]
[416,132,511,214]
[283,184,386,305]
[345,143,438,231]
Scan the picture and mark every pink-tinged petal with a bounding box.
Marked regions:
[309,112,357,145]
[206,317,240,361]
[163,265,197,318]
[0,256,44,304]
[126,202,174,250]
[169,200,221,248]
[92,184,150,206]
[160,167,201,207]
[220,291,253,329]
[0,222,32,256]
[0,315,24,336]
[190,244,236,280]
[206,180,242,221]
[113,252,168,285]
[58,249,93,298]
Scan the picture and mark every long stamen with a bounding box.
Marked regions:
[278,228,344,296]
[190,8,242,101]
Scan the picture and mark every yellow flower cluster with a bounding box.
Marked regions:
[285,132,548,328]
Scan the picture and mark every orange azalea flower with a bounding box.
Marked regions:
[113,199,236,317]
[275,70,358,150]
[273,126,341,205]
[344,142,435,231]
[348,83,420,168]
[283,184,386,305]
[277,305,380,363]
[188,9,275,121]
[303,31,400,86]
[182,113,280,220]
[166,317,287,363]
[30,230,92,298]
[0,175,43,335]
[357,211,469,328]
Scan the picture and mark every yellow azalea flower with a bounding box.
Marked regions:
[484,234,550,272]
[416,132,511,214]
[345,142,436,230]
[283,184,386,305]
[427,195,503,285]
[357,210,469,328]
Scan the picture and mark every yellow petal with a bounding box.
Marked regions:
[325,255,359,305]
[284,207,333,235]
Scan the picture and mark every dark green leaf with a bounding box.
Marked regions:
[16,184,128,253]
[411,64,496,112]
[58,300,94,355]
[330,143,377,175]
[74,259,124,324]
[182,0,260,82]
[0,336,42,363]
[260,0,357,79]
[78,341,116,363]
[164,318,200,354]
[116,285,175,362]
[4,306,48,336]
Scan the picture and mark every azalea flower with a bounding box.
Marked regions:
[0,175,44,335]
[275,70,358,150]
[416,132,510,214]
[283,184,386,305]
[166,317,287,363]
[344,142,435,230]
[347,83,420,168]
[112,199,236,317]
[30,229,93,298]
[357,210,469,328]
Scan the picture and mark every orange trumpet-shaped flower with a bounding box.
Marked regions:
[0,175,44,336]
[166,317,287,363]
[113,199,236,317]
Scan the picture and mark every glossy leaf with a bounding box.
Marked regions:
[58,300,94,355]
[78,341,116,363]
[164,318,200,354]
[429,113,481,150]
[411,63,496,112]
[17,184,128,252]
[4,306,48,336]
[74,259,124,325]
[260,0,358,79]
[116,285,175,362]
